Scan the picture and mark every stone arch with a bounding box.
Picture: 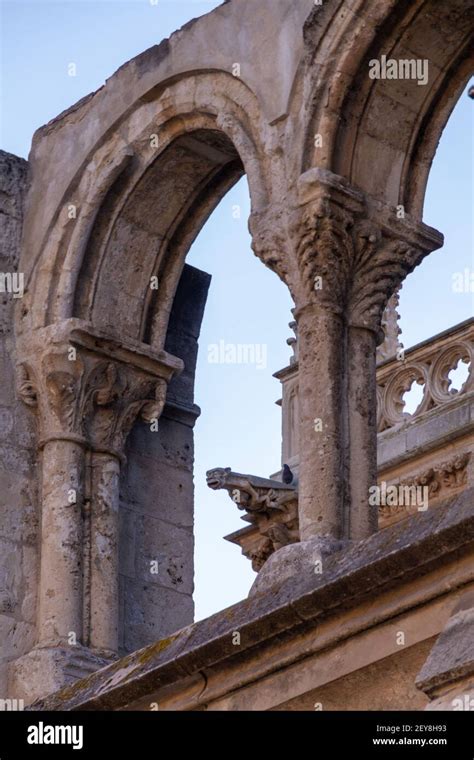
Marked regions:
[21,70,284,658]
[302,0,474,215]
[18,72,273,348]
[10,2,325,698]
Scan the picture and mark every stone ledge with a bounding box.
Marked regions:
[377,393,474,470]
[29,488,474,711]
[10,646,114,704]
[416,599,474,696]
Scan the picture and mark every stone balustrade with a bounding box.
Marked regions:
[377,318,474,433]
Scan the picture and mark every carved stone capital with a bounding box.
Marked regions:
[347,223,422,336]
[292,201,421,338]
[17,319,182,457]
[291,168,443,337]
[249,207,291,286]
[81,361,168,456]
[377,289,403,363]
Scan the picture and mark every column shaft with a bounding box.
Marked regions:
[347,325,378,539]
[38,440,85,646]
[89,453,120,655]
[296,302,345,541]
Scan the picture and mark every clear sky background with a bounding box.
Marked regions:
[1,0,473,620]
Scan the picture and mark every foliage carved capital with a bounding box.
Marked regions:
[17,320,182,457]
[291,169,442,337]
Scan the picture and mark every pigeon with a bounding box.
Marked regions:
[282,464,294,485]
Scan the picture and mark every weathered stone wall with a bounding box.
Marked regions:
[119,265,210,653]
[0,151,38,695]
[271,639,435,711]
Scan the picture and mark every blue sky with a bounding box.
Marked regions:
[1,1,473,619]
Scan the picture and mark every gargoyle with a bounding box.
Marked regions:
[206,467,297,514]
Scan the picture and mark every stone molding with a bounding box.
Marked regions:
[379,453,471,527]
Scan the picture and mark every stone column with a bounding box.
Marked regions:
[295,301,345,541]
[346,325,378,539]
[38,440,85,646]
[290,170,443,547]
[245,174,442,590]
[12,319,182,701]
[89,452,120,655]
[345,221,435,540]
[345,223,384,541]
[16,340,89,648]
[289,177,363,548]
[85,370,168,657]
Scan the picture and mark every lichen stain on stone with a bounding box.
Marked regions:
[135,633,180,665]
[50,675,95,704]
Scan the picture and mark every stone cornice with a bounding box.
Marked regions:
[16,319,183,380]
[273,362,298,381]
[67,325,183,380]
[161,400,202,428]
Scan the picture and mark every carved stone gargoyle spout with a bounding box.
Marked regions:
[206,467,297,512]
[206,467,299,571]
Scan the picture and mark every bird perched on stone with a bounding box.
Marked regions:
[282,464,294,485]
